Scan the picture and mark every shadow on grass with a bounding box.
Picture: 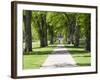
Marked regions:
[73,55,91,57]
[68,50,89,54]
[64,44,90,54]
[24,50,68,55]
[64,45,83,48]
[32,45,57,49]
[64,44,91,66]
[77,63,91,66]
[24,51,52,55]
[24,44,58,55]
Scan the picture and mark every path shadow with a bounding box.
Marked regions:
[24,50,69,55]
[25,44,67,55]
[52,50,69,55]
[42,63,77,68]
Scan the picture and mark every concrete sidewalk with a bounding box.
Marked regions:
[41,44,77,68]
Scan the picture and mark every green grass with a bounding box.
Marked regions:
[65,44,91,66]
[23,41,90,69]
[23,42,57,69]
[23,55,47,69]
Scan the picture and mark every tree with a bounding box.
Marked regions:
[48,24,54,44]
[64,13,76,44]
[85,14,91,51]
[23,10,32,52]
[74,14,80,47]
[31,11,91,51]
[47,12,66,44]
[32,12,48,47]
[74,24,80,47]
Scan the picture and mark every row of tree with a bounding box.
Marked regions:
[23,10,91,52]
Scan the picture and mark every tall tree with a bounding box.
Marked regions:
[48,24,54,44]
[47,12,66,44]
[74,14,80,47]
[85,14,91,51]
[23,10,32,52]
[64,13,75,44]
[32,12,48,47]
[39,13,48,47]
[74,24,80,47]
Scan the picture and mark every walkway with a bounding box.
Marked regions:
[41,44,77,68]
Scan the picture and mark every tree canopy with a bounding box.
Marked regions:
[23,10,91,52]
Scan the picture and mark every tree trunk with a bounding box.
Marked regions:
[39,14,48,47]
[67,19,75,44]
[74,25,80,47]
[85,27,91,51]
[85,35,90,51]
[45,25,48,46]
[85,15,91,51]
[39,23,44,47]
[50,29,54,44]
[43,16,48,46]
[23,10,32,52]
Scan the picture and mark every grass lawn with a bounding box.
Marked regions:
[65,44,91,66]
[23,42,56,69]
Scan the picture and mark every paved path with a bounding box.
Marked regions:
[41,44,77,68]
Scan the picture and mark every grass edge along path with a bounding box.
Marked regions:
[23,43,57,69]
[64,44,91,66]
